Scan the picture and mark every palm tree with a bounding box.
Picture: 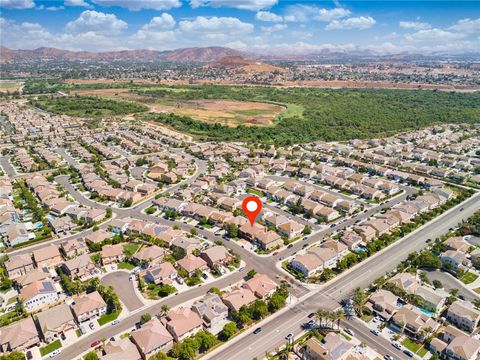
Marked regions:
[316,309,326,328]
[159,304,169,318]
[335,310,345,330]
[352,287,367,317]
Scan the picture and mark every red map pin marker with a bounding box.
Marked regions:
[242,196,262,226]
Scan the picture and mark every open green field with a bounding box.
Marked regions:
[31,96,148,118]
[25,80,480,144]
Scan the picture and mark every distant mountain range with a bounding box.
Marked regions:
[0,46,247,62]
[1,46,478,63]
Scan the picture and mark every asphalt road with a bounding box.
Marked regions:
[101,271,144,312]
[206,192,480,360]
[424,269,480,302]
[55,269,248,360]
[0,156,17,178]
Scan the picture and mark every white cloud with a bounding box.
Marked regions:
[314,8,351,22]
[46,5,65,10]
[0,0,35,9]
[142,13,176,30]
[92,0,181,11]
[129,14,176,46]
[190,0,277,11]
[224,40,247,50]
[179,16,254,39]
[261,23,287,33]
[64,0,92,7]
[405,28,466,42]
[65,10,127,35]
[399,21,431,30]
[449,18,480,34]
[255,10,283,22]
[326,16,376,30]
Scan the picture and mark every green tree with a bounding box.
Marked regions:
[195,330,217,352]
[83,351,99,360]
[140,313,151,324]
[219,322,237,341]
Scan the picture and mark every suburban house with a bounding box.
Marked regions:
[33,244,63,268]
[366,289,399,320]
[62,254,98,281]
[36,303,77,342]
[177,255,208,277]
[243,273,277,299]
[60,238,88,258]
[277,221,305,239]
[222,288,257,311]
[20,279,59,312]
[390,305,440,340]
[131,317,173,359]
[145,262,178,285]
[85,229,112,245]
[0,316,40,353]
[101,338,142,360]
[255,231,284,251]
[302,332,353,360]
[133,245,166,265]
[192,293,229,335]
[440,250,472,271]
[71,291,107,323]
[446,300,480,333]
[200,246,232,268]
[4,253,35,279]
[164,307,203,342]
[101,244,125,265]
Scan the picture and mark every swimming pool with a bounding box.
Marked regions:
[419,307,435,316]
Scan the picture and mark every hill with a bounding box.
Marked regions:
[208,55,286,73]
[0,46,246,63]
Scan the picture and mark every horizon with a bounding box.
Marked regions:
[1,0,479,55]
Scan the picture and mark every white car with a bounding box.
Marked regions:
[392,342,402,350]
[50,349,61,357]
[371,329,380,336]
[285,333,294,341]
[344,328,355,336]
[111,320,120,326]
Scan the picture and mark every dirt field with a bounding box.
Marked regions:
[0,80,23,93]
[71,88,147,101]
[149,99,285,126]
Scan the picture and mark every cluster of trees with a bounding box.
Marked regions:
[231,284,289,328]
[141,85,480,145]
[56,269,120,314]
[31,95,148,118]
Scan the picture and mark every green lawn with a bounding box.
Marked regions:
[402,338,428,356]
[460,271,478,285]
[6,296,18,305]
[40,339,62,356]
[97,311,120,326]
[117,261,135,270]
[123,243,140,257]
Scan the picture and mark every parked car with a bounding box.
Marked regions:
[287,244,294,248]
[272,252,279,256]
[91,340,101,348]
[344,328,354,336]
[253,327,262,334]
[201,273,208,280]
[403,350,414,358]
[307,319,316,327]
[392,342,402,350]
[89,322,95,330]
[308,312,315,318]
[50,350,61,358]
[111,320,120,326]
[285,333,294,341]
[371,329,380,336]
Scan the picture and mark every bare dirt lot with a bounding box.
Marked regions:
[149,99,285,127]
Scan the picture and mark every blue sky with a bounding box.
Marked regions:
[1,0,479,54]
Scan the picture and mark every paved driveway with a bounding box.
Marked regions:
[101,271,144,312]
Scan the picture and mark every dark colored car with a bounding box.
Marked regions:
[253,327,262,334]
[308,312,315,318]
[403,350,414,358]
